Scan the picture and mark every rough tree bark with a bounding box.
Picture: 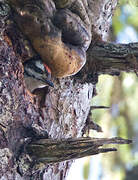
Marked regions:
[0,0,137,180]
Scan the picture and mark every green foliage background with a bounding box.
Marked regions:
[82,0,138,179]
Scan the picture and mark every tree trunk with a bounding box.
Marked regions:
[0,0,136,179]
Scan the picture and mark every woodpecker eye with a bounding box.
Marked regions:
[33,62,44,74]
[24,59,44,76]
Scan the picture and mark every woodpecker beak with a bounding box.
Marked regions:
[44,79,54,87]
[37,72,54,88]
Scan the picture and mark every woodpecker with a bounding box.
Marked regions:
[24,58,54,93]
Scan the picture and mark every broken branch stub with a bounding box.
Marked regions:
[26,137,132,164]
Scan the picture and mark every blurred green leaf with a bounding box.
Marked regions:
[83,158,90,180]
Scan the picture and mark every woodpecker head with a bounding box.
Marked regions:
[24,59,54,93]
